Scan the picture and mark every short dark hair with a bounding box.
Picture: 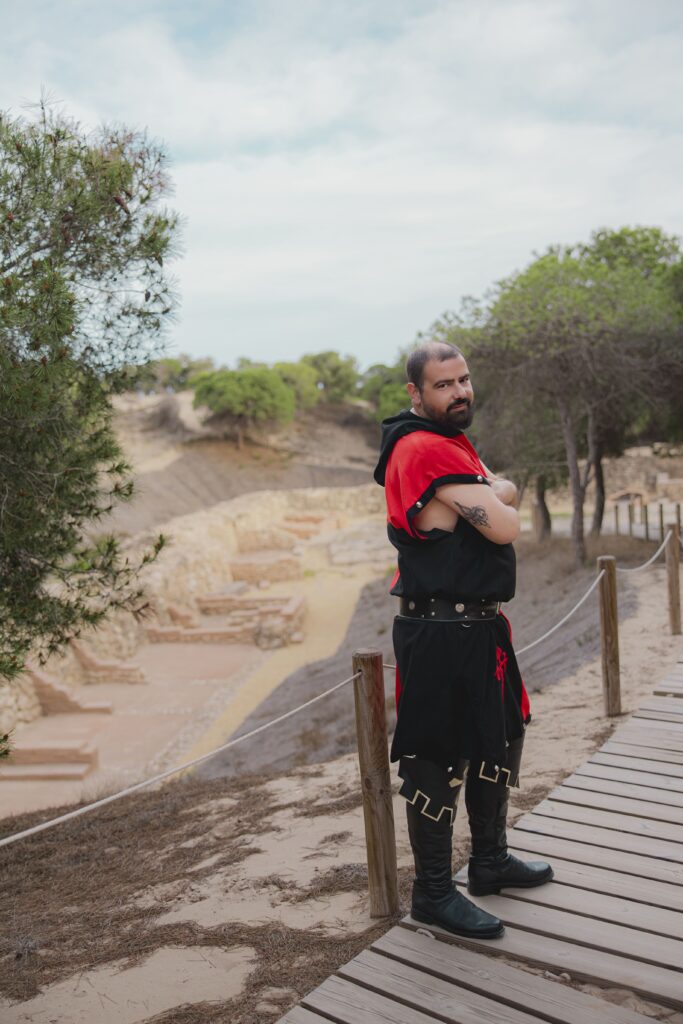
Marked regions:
[406,341,463,389]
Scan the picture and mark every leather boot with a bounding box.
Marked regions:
[404,758,504,939]
[466,735,553,897]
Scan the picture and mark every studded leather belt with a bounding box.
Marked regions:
[399,597,501,621]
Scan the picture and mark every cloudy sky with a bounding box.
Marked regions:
[3,0,683,369]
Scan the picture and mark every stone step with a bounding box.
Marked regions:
[0,761,93,781]
[229,552,302,584]
[27,664,113,715]
[7,741,98,767]
[198,594,282,614]
[70,640,146,685]
[146,625,255,644]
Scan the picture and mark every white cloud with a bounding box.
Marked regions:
[2,0,683,367]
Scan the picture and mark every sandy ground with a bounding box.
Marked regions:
[1,539,681,1023]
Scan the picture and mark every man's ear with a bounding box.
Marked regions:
[406,382,420,409]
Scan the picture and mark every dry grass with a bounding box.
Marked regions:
[0,767,411,1022]
[295,787,364,818]
[0,771,280,1002]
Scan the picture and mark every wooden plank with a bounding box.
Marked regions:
[562,771,683,809]
[601,740,683,766]
[338,950,546,1024]
[591,751,683,778]
[548,782,683,825]
[514,812,683,862]
[507,828,683,885]
[654,687,683,697]
[638,697,683,714]
[304,973,453,1024]
[610,724,683,749]
[616,717,683,736]
[400,918,683,1009]
[452,877,683,940]
[533,797,683,843]
[610,729,683,753]
[634,709,683,723]
[504,851,683,911]
[620,713,683,730]
[373,927,657,1024]
[634,707,683,721]
[443,891,683,971]
[277,1008,329,1024]
[576,762,683,793]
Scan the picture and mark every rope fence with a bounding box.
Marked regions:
[1,515,681,914]
[0,671,361,850]
[616,530,671,574]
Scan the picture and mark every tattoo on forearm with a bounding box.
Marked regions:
[454,501,490,527]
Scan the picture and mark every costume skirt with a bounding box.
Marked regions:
[390,612,530,774]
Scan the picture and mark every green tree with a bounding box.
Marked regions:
[580,226,683,469]
[0,102,179,681]
[478,249,681,563]
[301,350,358,402]
[273,360,321,410]
[193,366,296,448]
[131,353,215,392]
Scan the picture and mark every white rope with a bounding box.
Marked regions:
[0,671,361,849]
[515,569,604,654]
[616,530,671,574]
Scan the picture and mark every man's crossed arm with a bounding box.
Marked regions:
[434,466,520,545]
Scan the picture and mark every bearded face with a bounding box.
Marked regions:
[408,355,475,431]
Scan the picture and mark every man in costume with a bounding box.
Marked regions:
[374,341,552,940]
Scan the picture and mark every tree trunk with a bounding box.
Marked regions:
[590,452,605,537]
[236,423,244,450]
[557,397,586,565]
[534,474,552,541]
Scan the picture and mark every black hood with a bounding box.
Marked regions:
[373,409,462,485]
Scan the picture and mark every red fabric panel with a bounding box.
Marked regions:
[500,610,531,722]
[385,431,487,537]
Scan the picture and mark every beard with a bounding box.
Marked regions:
[420,396,474,432]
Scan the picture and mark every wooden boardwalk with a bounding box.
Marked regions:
[278,655,683,1024]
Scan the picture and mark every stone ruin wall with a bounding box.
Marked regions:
[0,484,382,735]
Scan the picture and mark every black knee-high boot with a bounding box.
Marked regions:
[402,757,504,939]
[466,735,553,896]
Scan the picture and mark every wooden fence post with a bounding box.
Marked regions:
[677,503,681,537]
[643,504,650,541]
[665,523,681,636]
[628,502,634,536]
[597,556,621,717]
[613,504,619,536]
[352,649,398,917]
[659,503,665,542]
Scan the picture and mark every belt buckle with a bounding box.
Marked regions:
[478,761,512,787]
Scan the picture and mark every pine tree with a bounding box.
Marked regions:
[0,101,180,680]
